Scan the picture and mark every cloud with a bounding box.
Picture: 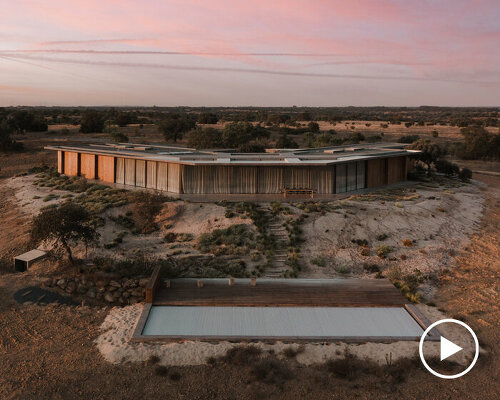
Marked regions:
[5,53,498,86]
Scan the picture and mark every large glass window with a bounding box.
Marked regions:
[335,164,347,193]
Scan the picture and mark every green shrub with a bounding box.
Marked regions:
[377,245,393,258]
[310,256,326,267]
[459,168,472,182]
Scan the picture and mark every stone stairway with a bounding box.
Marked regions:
[260,207,290,278]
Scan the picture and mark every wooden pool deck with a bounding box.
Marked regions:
[152,278,407,307]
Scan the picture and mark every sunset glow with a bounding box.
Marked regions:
[1,0,499,106]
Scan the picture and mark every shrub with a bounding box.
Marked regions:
[154,365,169,377]
[325,351,377,380]
[311,256,326,267]
[435,159,459,176]
[402,238,413,247]
[335,265,350,274]
[360,248,370,256]
[377,245,393,258]
[222,345,262,365]
[398,134,420,144]
[376,233,388,241]
[363,263,380,273]
[459,168,472,182]
[282,346,305,358]
[432,130,439,138]
[351,238,369,246]
[250,359,293,384]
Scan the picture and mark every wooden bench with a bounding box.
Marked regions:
[281,187,315,199]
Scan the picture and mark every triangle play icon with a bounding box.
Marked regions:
[440,336,463,361]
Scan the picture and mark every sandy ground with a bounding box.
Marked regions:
[300,182,483,294]
[95,303,478,368]
[6,175,250,261]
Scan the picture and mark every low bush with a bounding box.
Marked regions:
[310,256,326,267]
[222,345,262,366]
[250,359,293,384]
[282,346,305,358]
[402,238,413,247]
[377,245,393,258]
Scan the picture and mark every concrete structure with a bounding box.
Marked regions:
[132,278,439,342]
[14,249,47,272]
[46,142,417,198]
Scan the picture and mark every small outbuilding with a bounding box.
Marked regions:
[14,249,47,272]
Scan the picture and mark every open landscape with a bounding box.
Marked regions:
[0,105,499,399]
[1,1,500,398]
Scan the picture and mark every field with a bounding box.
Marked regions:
[0,115,499,399]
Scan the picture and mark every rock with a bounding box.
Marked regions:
[87,288,96,298]
[97,286,106,294]
[65,281,76,294]
[96,292,103,300]
[104,292,115,303]
[107,286,117,292]
[109,280,121,288]
[56,279,67,289]
[128,297,139,305]
[131,288,144,297]
[77,284,87,294]
[139,278,149,288]
[123,279,136,289]
[112,291,121,299]
[122,291,130,299]
[95,280,106,288]
[41,277,53,287]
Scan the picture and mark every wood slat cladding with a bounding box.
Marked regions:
[146,161,157,189]
[124,158,135,186]
[167,163,181,193]
[387,156,406,184]
[97,155,115,183]
[63,151,79,176]
[366,159,387,188]
[57,151,64,174]
[80,153,96,179]
[157,162,169,191]
[115,158,125,184]
[135,160,146,188]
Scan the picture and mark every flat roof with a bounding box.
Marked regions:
[139,306,425,340]
[45,142,417,166]
[14,249,46,262]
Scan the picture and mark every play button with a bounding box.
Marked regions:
[419,318,479,379]
[440,336,462,361]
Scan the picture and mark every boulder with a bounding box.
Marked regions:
[77,284,87,294]
[104,292,115,303]
[87,288,96,299]
[109,280,121,288]
[56,279,67,289]
[65,281,76,294]
[139,278,149,288]
[40,277,53,288]
[107,286,117,292]
[131,288,144,297]
[122,291,130,299]
[97,286,106,294]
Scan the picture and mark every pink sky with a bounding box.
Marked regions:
[0,0,499,106]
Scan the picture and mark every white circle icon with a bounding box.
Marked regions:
[419,318,479,379]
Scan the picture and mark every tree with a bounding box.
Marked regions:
[185,127,223,148]
[308,121,320,132]
[457,126,500,160]
[30,203,99,264]
[80,110,105,133]
[197,112,219,124]
[275,134,298,149]
[222,122,254,148]
[157,114,196,142]
[408,139,442,176]
[7,110,47,133]
[0,118,23,151]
